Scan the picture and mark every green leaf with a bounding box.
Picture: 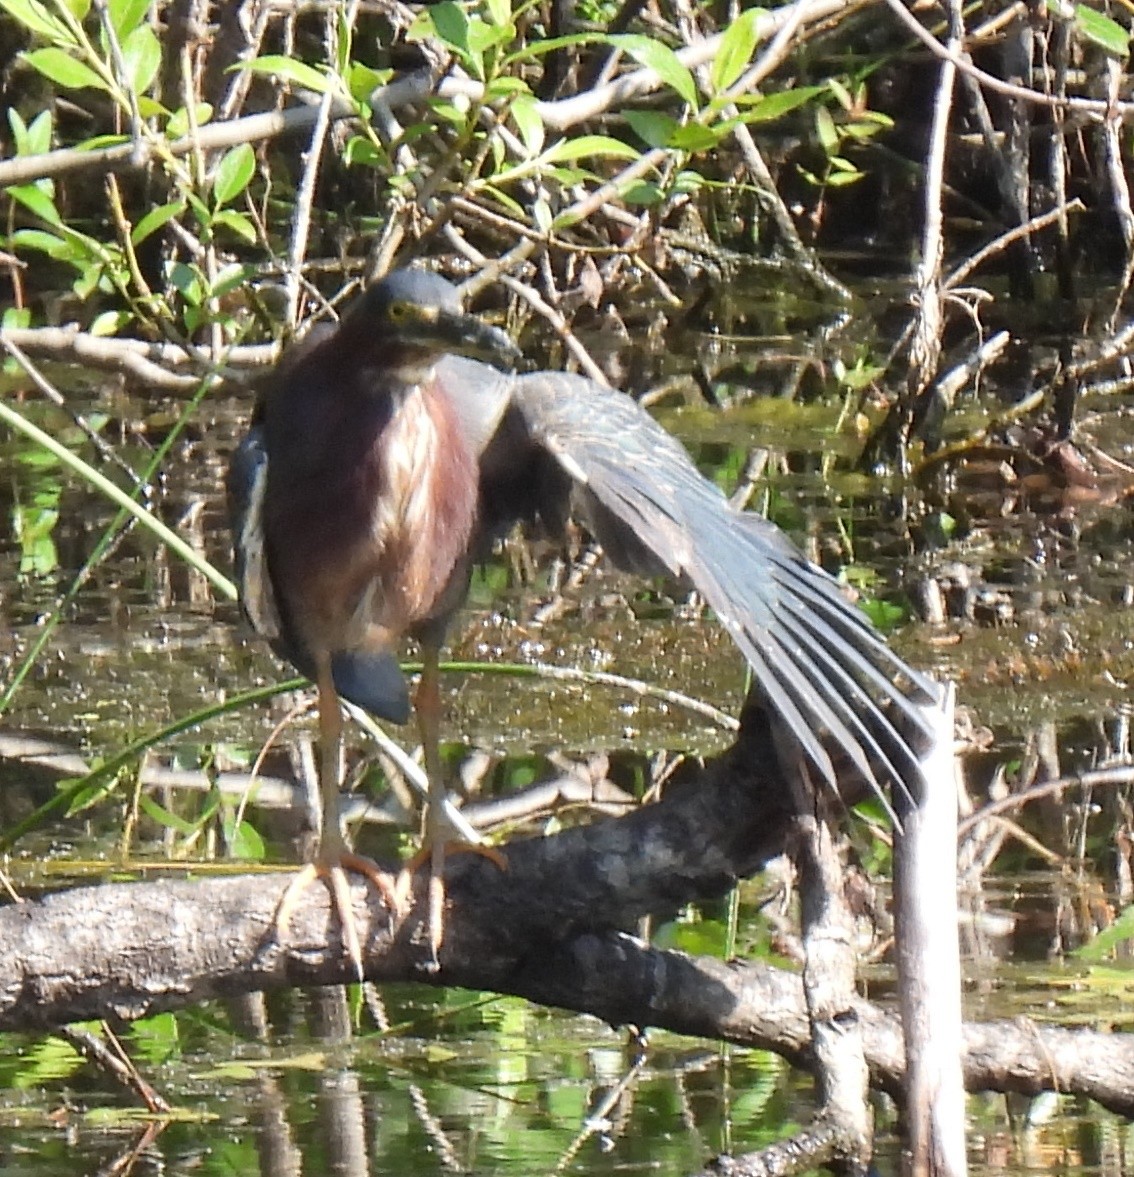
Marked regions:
[168,261,204,304]
[815,104,839,152]
[138,793,199,836]
[121,24,161,94]
[211,262,254,299]
[213,142,256,207]
[623,108,677,149]
[827,76,853,111]
[511,93,544,155]
[225,816,266,861]
[467,15,513,58]
[131,199,184,245]
[621,180,663,205]
[543,134,639,163]
[710,9,762,93]
[9,107,53,155]
[485,0,511,27]
[108,0,150,40]
[23,47,109,91]
[1076,905,1134,959]
[608,34,697,107]
[6,107,27,148]
[9,227,70,259]
[0,0,78,45]
[734,84,824,120]
[1073,3,1129,56]
[479,182,527,219]
[346,61,390,103]
[343,135,385,168]
[89,309,131,336]
[241,54,329,93]
[212,208,257,244]
[669,122,722,152]
[429,2,472,58]
[1,306,32,330]
[7,182,63,226]
[166,102,213,138]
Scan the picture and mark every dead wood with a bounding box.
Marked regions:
[1,706,1133,1116]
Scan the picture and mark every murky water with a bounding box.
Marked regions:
[4,303,1134,1174]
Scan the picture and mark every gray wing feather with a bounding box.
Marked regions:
[506,370,938,809]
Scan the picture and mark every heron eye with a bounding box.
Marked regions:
[388,300,409,321]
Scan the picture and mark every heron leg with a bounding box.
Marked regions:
[394,643,507,970]
[274,655,398,980]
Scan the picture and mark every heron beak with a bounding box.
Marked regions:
[426,307,522,372]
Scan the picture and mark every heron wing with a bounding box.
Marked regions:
[498,369,939,809]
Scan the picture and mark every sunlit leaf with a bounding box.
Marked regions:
[710,9,763,94]
[0,0,78,45]
[478,182,527,219]
[429,2,472,59]
[827,76,853,111]
[212,208,257,244]
[485,0,510,26]
[1071,3,1129,55]
[131,200,184,245]
[9,227,70,258]
[1,306,32,330]
[343,135,385,168]
[735,85,823,121]
[23,47,108,91]
[241,54,329,93]
[815,104,839,152]
[108,0,149,40]
[121,24,161,94]
[1077,905,1134,959]
[225,817,265,861]
[7,182,63,226]
[168,261,204,304]
[468,15,513,58]
[8,107,53,155]
[129,1011,181,1064]
[669,122,722,151]
[346,61,390,103]
[89,309,131,336]
[166,102,213,139]
[542,134,638,163]
[511,93,544,155]
[211,262,254,299]
[213,142,256,207]
[608,34,697,107]
[12,1034,83,1087]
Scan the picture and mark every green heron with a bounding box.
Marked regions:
[228,268,937,975]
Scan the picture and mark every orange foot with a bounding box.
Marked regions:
[276,852,400,981]
[395,841,508,971]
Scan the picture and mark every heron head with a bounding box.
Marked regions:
[346,269,520,380]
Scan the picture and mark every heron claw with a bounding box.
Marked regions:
[395,840,508,970]
[275,853,400,981]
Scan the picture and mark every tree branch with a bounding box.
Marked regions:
[4,709,1133,1116]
